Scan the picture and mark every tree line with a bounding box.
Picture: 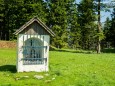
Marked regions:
[0,0,115,52]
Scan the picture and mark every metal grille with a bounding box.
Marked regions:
[22,58,47,65]
[22,46,47,65]
[22,37,47,65]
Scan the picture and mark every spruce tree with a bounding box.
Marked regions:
[78,0,96,50]
[67,0,81,49]
[0,0,4,40]
[103,17,111,48]
[109,8,115,47]
[47,0,68,48]
[0,0,48,40]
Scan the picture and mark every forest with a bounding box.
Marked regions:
[0,0,115,52]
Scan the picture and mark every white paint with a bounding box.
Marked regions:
[44,35,50,71]
[17,34,24,72]
[17,34,50,72]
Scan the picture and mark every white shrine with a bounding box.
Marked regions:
[14,17,55,72]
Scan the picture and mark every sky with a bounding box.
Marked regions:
[76,0,114,23]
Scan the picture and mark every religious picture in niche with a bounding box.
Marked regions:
[23,38,43,65]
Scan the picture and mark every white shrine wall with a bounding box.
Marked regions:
[17,34,50,72]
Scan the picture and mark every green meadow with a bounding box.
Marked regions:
[0,48,115,86]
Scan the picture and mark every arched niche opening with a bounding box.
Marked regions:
[23,37,45,65]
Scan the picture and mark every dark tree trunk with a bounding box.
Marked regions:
[97,0,101,53]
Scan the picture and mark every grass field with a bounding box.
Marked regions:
[0,48,115,86]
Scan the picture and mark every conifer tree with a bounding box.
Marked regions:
[67,0,81,49]
[103,17,111,47]
[47,0,68,48]
[94,0,115,53]
[78,0,97,50]
[0,0,48,40]
[0,0,4,40]
[109,8,115,47]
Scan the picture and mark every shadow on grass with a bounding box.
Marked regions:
[50,46,115,54]
[102,48,115,53]
[0,65,16,73]
[50,49,95,54]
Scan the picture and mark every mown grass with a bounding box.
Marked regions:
[0,48,115,86]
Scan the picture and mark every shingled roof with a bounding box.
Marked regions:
[14,17,55,37]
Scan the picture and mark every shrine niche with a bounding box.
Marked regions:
[14,17,55,72]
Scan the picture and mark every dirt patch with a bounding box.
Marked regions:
[0,41,16,49]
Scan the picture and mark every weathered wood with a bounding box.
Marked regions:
[14,17,55,36]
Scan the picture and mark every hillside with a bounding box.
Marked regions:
[0,48,115,86]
